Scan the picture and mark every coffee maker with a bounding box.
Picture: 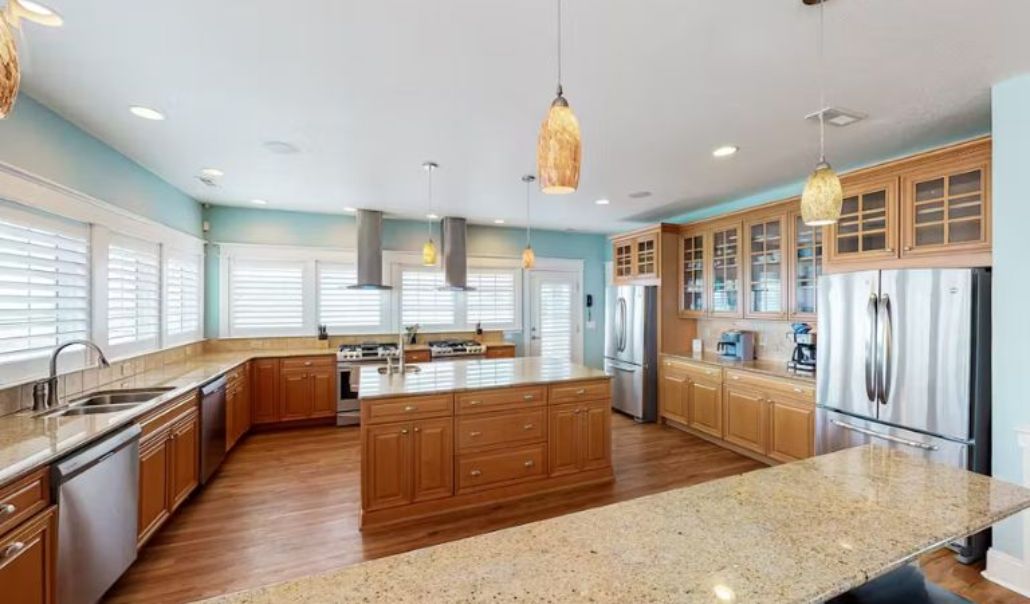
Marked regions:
[787,332,816,373]
[717,330,755,360]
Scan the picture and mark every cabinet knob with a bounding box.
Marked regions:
[903,245,913,251]
[403,405,417,412]
[0,503,15,517]
[886,247,895,253]
[730,375,739,380]
[0,541,24,560]
[304,361,312,366]
[522,394,535,401]
[413,427,421,433]
[468,400,481,406]
[469,431,482,438]
[469,469,482,477]
[400,429,409,435]
[793,387,803,393]
[575,388,586,395]
[523,460,535,468]
[523,424,534,430]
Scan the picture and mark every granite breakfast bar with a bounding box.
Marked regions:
[204,444,1030,604]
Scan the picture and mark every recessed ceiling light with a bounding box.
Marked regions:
[250,199,267,206]
[493,219,505,225]
[595,199,610,205]
[129,106,165,121]
[199,168,224,177]
[426,213,439,220]
[343,207,357,213]
[712,145,739,158]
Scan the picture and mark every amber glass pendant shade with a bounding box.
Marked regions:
[521,245,535,269]
[537,94,581,195]
[0,13,20,119]
[801,161,843,226]
[422,239,438,266]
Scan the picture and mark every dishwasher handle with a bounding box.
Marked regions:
[52,423,141,484]
[201,376,227,397]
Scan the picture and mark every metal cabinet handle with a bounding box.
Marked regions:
[1,542,25,560]
[469,431,482,437]
[730,375,739,380]
[522,394,535,401]
[469,469,482,477]
[0,503,15,517]
[400,429,409,435]
[523,424,534,430]
[830,419,938,451]
[793,387,803,393]
[523,460,535,468]
[468,400,481,406]
[903,245,913,251]
[304,361,312,366]
[403,405,417,412]
[576,388,586,395]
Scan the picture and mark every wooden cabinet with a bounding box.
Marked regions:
[744,212,786,319]
[311,370,335,417]
[610,225,674,284]
[723,386,768,455]
[659,359,690,423]
[412,417,453,503]
[251,358,281,424]
[137,434,171,546]
[0,506,56,604]
[279,369,312,421]
[788,206,822,319]
[687,379,723,438]
[169,410,199,512]
[634,232,659,280]
[362,417,454,511]
[404,349,431,363]
[278,358,336,422]
[484,345,516,359]
[613,237,634,281]
[137,393,199,547]
[709,220,742,317]
[768,397,815,463]
[679,228,707,317]
[828,175,898,265]
[548,400,611,477]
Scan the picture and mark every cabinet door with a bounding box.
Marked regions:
[680,231,707,317]
[612,238,634,282]
[789,208,823,320]
[362,423,413,511]
[580,400,611,471]
[634,233,659,279]
[239,367,252,434]
[659,361,689,423]
[310,369,336,418]
[0,507,55,604]
[138,435,171,546]
[169,412,199,512]
[411,417,454,503]
[548,403,581,477]
[723,387,768,455]
[688,380,723,438]
[279,369,312,421]
[225,385,239,451]
[901,156,990,257]
[768,398,814,463]
[709,222,742,317]
[251,359,281,424]
[744,214,786,318]
[827,177,898,264]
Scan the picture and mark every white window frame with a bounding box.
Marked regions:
[163,245,204,347]
[316,260,390,335]
[103,232,161,358]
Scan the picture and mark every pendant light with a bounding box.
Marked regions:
[421,161,439,266]
[0,1,63,119]
[800,0,843,226]
[521,174,536,269]
[536,0,581,195]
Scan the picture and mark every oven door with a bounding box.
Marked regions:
[337,363,362,427]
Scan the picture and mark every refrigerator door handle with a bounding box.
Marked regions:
[877,294,893,406]
[864,293,878,402]
[609,363,638,373]
[830,419,939,451]
[617,298,628,352]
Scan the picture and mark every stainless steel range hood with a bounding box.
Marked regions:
[440,216,473,291]
[347,210,392,290]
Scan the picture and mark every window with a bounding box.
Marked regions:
[228,258,305,336]
[107,235,160,351]
[0,204,89,375]
[164,249,202,344]
[399,267,455,327]
[467,270,517,328]
[317,262,384,332]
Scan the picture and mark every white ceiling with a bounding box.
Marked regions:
[16,0,1030,234]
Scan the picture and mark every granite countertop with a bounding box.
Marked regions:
[663,350,816,383]
[358,357,609,400]
[199,445,1030,604]
[0,349,336,485]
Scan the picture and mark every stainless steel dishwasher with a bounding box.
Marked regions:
[51,423,141,604]
[200,376,227,484]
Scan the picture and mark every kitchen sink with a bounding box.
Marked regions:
[377,365,423,375]
[38,387,175,417]
[58,403,150,416]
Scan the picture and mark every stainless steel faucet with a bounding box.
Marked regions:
[33,340,110,411]
[397,330,406,374]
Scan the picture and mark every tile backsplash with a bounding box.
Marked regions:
[697,318,810,362]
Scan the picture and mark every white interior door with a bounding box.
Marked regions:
[527,270,581,362]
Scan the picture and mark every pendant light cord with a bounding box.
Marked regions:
[556,0,563,96]
[426,166,433,238]
[525,179,532,246]
[818,0,826,164]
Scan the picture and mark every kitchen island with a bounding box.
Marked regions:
[204,444,1030,603]
[357,357,613,528]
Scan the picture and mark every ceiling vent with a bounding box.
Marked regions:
[805,107,866,127]
[628,191,652,199]
[196,175,219,187]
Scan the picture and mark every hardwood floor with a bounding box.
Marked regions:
[105,415,1028,603]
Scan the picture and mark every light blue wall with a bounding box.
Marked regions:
[0,96,202,235]
[204,206,608,369]
[989,75,1030,560]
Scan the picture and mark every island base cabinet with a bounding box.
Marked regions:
[363,418,454,512]
[769,398,815,463]
[412,418,453,503]
[688,380,723,438]
[0,506,56,604]
[548,400,611,478]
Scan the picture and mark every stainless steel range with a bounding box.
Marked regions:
[336,342,399,426]
[428,339,486,358]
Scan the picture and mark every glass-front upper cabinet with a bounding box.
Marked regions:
[789,208,822,319]
[826,176,898,265]
[679,229,707,317]
[635,233,658,280]
[709,220,742,317]
[613,238,634,282]
[744,214,786,318]
[900,143,991,258]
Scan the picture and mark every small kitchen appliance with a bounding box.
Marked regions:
[787,331,816,374]
[428,339,486,358]
[716,330,755,360]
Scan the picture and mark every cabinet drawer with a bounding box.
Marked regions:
[663,357,723,384]
[404,349,431,363]
[364,394,454,425]
[548,380,610,404]
[456,409,546,452]
[280,356,335,371]
[0,468,49,539]
[456,386,545,414]
[139,392,199,442]
[457,443,547,493]
[484,345,516,359]
[225,364,245,385]
[724,370,814,403]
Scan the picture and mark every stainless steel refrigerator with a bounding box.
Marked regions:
[815,267,991,562]
[604,285,658,422]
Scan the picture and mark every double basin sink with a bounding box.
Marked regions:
[37,387,176,418]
